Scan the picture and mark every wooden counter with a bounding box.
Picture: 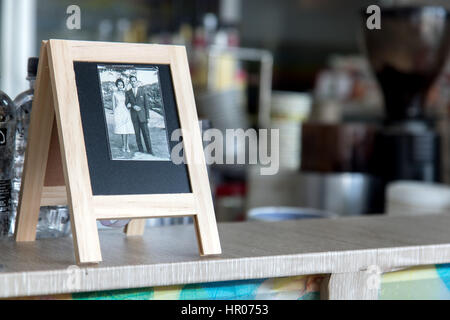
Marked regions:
[2,214,450,299]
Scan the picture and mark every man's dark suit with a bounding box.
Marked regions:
[125,87,153,154]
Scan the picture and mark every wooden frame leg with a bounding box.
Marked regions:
[125,219,146,236]
[15,44,54,242]
[69,209,102,264]
[48,40,102,264]
[193,214,222,256]
[321,271,381,300]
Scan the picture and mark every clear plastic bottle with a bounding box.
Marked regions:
[0,89,16,237]
[10,58,71,238]
[9,58,37,235]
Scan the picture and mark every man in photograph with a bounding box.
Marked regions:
[125,75,153,155]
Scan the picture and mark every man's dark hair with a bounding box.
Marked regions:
[129,75,137,81]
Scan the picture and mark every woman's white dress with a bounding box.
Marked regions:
[113,91,134,134]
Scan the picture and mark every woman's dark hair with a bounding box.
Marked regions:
[115,78,125,88]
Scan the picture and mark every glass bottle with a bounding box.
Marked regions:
[9,58,37,235]
[0,89,16,237]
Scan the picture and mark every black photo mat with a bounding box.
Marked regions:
[73,62,191,196]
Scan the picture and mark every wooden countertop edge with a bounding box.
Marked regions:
[2,243,450,298]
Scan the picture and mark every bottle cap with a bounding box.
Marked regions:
[27,57,39,77]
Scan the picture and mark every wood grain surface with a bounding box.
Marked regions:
[48,40,102,263]
[3,215,450,298]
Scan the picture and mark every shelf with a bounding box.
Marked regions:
[1,214,450,298]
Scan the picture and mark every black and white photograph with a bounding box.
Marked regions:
[97,64,171,161]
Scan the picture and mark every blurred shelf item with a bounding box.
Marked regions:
[444,118,450,184]
[311,55,383,124]
[299,123,383,214]
[270,91,311,170]
[196,89,249,156]
[123,19,149,43]
[207,46,273,128]
[372,124,441,184]
[295,172,382,216]
[215,182,246,222]
[195,47,274,180]
[301,123,377,173]
[362,5,450,188]
[196,90,249,181]
[247,206,335,221]
[1,0,36,98]
[386,181,450,217]
[246,167,382,216]
[430,64,450,184]
[207,49,246,92]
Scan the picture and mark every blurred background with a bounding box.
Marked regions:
[1,0,450,234]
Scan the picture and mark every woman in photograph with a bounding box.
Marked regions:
[112,78,135,152]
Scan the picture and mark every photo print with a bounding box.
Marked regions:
[97,64,171,161]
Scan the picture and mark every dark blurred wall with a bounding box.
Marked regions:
[240,0,375,91]
[35,0,219,51]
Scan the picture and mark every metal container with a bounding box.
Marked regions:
[296,172,383,216]
[247,168,383,216]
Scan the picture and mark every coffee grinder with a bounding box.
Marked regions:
[363,6,450,187]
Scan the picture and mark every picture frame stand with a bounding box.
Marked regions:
[14,40,222,264]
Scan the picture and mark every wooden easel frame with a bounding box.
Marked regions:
[15,40,221,264]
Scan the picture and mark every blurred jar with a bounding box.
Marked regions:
[36,206,71,239]
[270,91,311,170]
[145,216,193,227]
[300,123,383,214]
